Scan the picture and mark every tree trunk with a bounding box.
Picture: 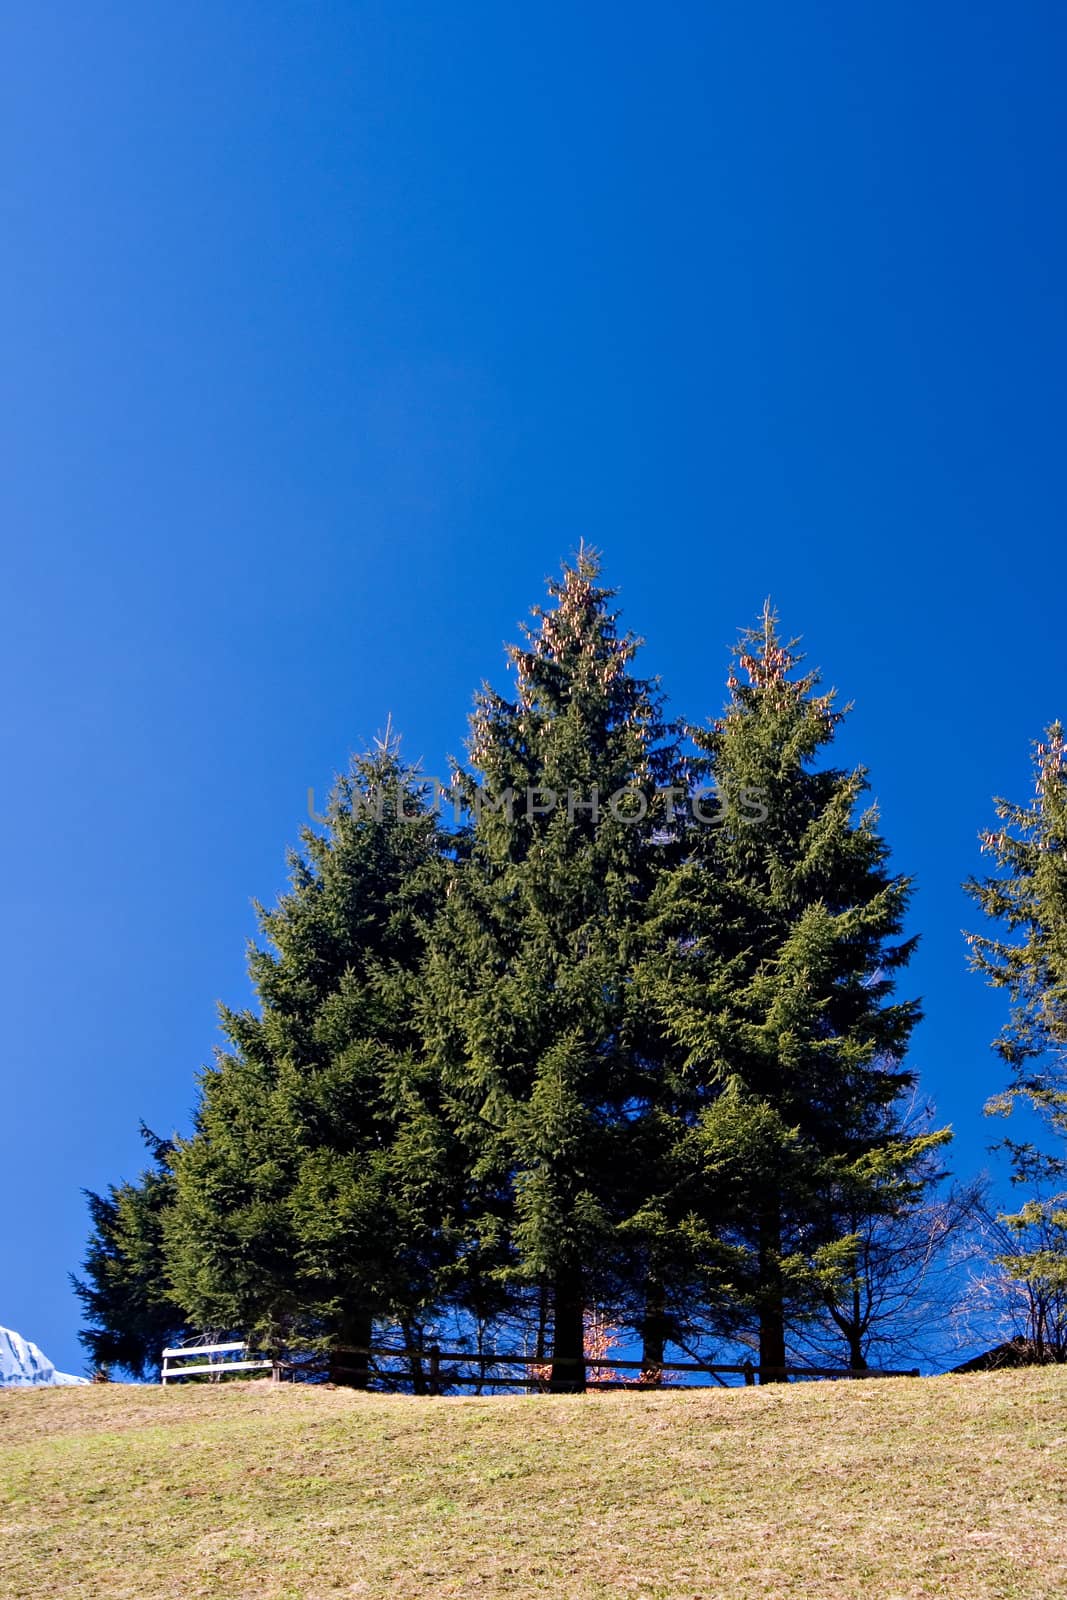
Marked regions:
[758,1204,787,1384]
[400,1316,428,1395]
[535,1278,549,1363]
[641,1277,667,1384]
[329,1307,373,1388]
[550,1267,586,1393]
[847,1285,867,1372]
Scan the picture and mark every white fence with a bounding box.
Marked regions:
[161,1340,277,1384]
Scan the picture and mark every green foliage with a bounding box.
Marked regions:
[995,1198,1067,1288]
[423,549,682,1369]
[82,557,954,1381]
[163,744,454,1362]
[639,605,946,1367]
[968,723,1067,1338]
[72,1126,186,1378]
[968,721,1067,1133]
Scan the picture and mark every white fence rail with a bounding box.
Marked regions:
[161,1341,277,1385]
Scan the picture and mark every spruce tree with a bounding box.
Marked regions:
[646,606,946,1378]
[73,1127,187,1378]
[424,550,679,1390]
[164,741,452,1382]
[967,721,1067,1354]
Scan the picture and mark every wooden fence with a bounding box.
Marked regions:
[172,1342,917,1391]
[375,1346,919,1391]
[161,1341,278,1384]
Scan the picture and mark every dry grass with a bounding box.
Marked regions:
[2,1367,1066,1599]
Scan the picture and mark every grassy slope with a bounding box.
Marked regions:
[2,1369,1066,1600]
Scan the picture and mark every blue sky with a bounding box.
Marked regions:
[2,2,1064,1377]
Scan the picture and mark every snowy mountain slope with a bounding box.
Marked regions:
[0,1325,89,1386]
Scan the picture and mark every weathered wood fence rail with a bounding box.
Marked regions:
[304,1345,920,1392]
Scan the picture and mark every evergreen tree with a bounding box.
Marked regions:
[164,741,452,1383]
[645,606,946,1378]
[73,1126,186,1378]
[423,550,679,1390]
[79,579,961,1391]
[967,721,1067,1355]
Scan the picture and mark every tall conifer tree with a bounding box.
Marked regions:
[164,742,452,1382]
[967,721,1067,1349]
[646,607,945,1377]
[424,551,679,1390]
[73,1127,186,1378]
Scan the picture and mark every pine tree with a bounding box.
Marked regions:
[164,741,452,1383]
[967,721,1067,1357]
[73,1127,186,1378]
[646,606,946,1378]
[423,550,679,1391]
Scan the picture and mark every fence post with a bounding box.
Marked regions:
[742,1360,755,1387]
[429,1344,441,1397]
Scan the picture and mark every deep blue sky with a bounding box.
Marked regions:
[2,2,1064,1377]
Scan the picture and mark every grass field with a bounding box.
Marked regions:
[2,1367,1066,1599]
